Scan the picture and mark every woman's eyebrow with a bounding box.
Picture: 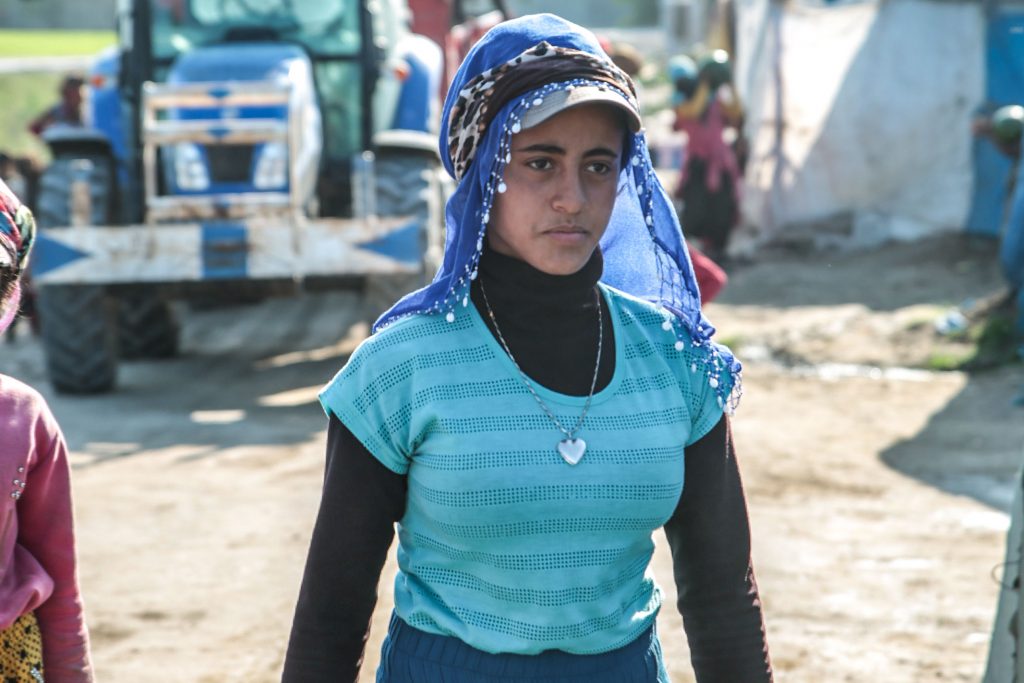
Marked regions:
[515,143,619,157]
[517,143,565,155]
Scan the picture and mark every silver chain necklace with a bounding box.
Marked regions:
[478,278,603,466]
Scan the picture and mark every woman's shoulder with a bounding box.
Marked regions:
[332,309,479,387]
[0,374,51,417]
[601,285,684,333]
[0,374,61,444]
[601,285,725,363]
[357,310,472,360]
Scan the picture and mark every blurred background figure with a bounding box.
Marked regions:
[27,75,85,138]
[973,104,1024,336]
[604,39,644,79]
[973,104,1023,163]
[600,38,729,304]
[669,49,745,266]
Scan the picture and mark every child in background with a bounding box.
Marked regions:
[0,179,94,683]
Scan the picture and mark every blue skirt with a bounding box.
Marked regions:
[376,613,671,682]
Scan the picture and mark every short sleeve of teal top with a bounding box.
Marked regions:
[318,284,732,655]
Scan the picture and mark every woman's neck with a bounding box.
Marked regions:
[470,244,614,396]
[477,245,603,315]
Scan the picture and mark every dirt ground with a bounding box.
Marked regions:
[1,232,1021,682]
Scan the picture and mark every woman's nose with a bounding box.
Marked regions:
[551,171,586,214]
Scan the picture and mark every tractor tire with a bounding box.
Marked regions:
[118,290,180,360]
[364,150,445,319]
[36,155,119,393]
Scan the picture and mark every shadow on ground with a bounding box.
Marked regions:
[878,368,1024,512]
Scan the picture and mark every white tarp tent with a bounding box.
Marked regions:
[734,0,985,250]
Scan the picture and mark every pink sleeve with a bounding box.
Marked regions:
[18,417,94,683]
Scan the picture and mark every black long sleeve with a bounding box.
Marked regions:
[281,416,406,682]
[667,414,773,682]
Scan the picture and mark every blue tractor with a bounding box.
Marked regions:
[33,0,446,393]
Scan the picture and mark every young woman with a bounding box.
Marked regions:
[0,179,94,682]
[283,14,771,682]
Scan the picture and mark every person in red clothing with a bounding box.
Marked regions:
[670,51,744,264]
[27,76,85,138]
[0,178,94,683]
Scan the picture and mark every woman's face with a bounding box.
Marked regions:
[487,103,624,276]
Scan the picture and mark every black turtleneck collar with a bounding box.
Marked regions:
[470,242,615,396]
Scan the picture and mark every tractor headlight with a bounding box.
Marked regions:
[254,142,288,190]
[174,142,209,191]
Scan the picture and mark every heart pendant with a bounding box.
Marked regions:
[557,438,586,465]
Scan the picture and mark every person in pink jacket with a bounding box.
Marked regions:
[670,51,744,264]
[0,178,94,683]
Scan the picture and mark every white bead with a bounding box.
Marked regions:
[533,97,543,106]
[497,182,507,193]
[691,363,697,372]
[511,122,521,134]
[661,320,672,331]
[477,238,483,251]
[674,341,684,351]
[632,156,640,166]
[446,312,455,323]
[463,296,469,307]
[709,377,719,389]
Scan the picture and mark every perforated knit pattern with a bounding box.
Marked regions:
[321,284,729,656]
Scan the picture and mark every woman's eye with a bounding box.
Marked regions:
[587,161,614,175]
[526,158,554,171]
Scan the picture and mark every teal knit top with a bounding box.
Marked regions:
[319,283,729,656]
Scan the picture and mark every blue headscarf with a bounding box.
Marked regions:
[375,13,740,410]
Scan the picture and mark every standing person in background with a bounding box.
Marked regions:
[283,13,771,682]
[670,51,745,264]
[972,104,1024,335]
[0,179,95,682]
[28,76,85,138]
[602,41,728,303]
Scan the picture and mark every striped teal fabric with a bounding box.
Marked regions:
[321,284,729,656]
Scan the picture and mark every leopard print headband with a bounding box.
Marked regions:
[446,41,639,182]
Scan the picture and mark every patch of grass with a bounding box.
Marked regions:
[0,72,65,161]
[925,350,976,372]
[0,30,114,58]
[925,308,1023,371]
[963,312,1022,370]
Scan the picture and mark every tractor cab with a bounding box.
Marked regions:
[98,0,438,221]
